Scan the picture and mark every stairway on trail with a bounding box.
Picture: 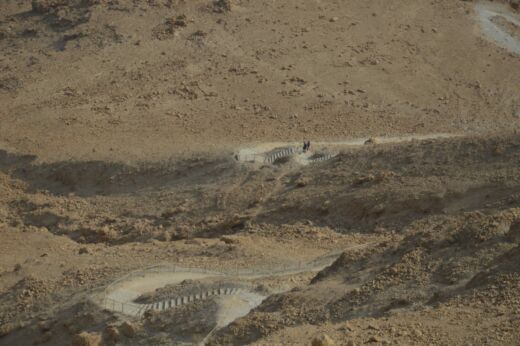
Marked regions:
[263,146,336,164]
[104,286,246,317]
[143,287,242,314]
[99,250,350,318]
[308,153,336,163]
[263,146,300,163]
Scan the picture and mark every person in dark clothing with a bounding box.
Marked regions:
[303,141,312,152]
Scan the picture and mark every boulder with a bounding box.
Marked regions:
[119,321,139,338]
[71,332,102,346]
[104,325,120,343]
[364,137,378,145]
[312,334,335,346]
[0,323,17,337]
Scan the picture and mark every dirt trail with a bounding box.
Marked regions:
[93,245,372,346]
[236,133,459,164]
[96,246,370,319]
[201,291,266,344]
[475,2,520,54]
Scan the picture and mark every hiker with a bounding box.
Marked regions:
[303,141,308,152]
[306,141,311,151]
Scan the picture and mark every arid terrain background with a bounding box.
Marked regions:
[1,0,520,345]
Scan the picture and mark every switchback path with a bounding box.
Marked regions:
[236,133,460,165]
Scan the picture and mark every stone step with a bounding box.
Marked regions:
[140,286,244,314]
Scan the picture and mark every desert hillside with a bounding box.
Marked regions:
[1,0,519,161]
[1,0,520,345]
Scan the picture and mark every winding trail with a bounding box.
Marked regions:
[93,134,460,335]
[475,2,520,54]
[95,246,371,321]
[93,135,460,338]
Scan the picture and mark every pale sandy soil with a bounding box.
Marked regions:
[1,0,520,345]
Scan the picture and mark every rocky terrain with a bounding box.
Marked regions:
[2,134,520,345]
[1,0,520,345]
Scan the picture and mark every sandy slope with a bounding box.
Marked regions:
[1,0,520,345]
[0,0,519,162]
